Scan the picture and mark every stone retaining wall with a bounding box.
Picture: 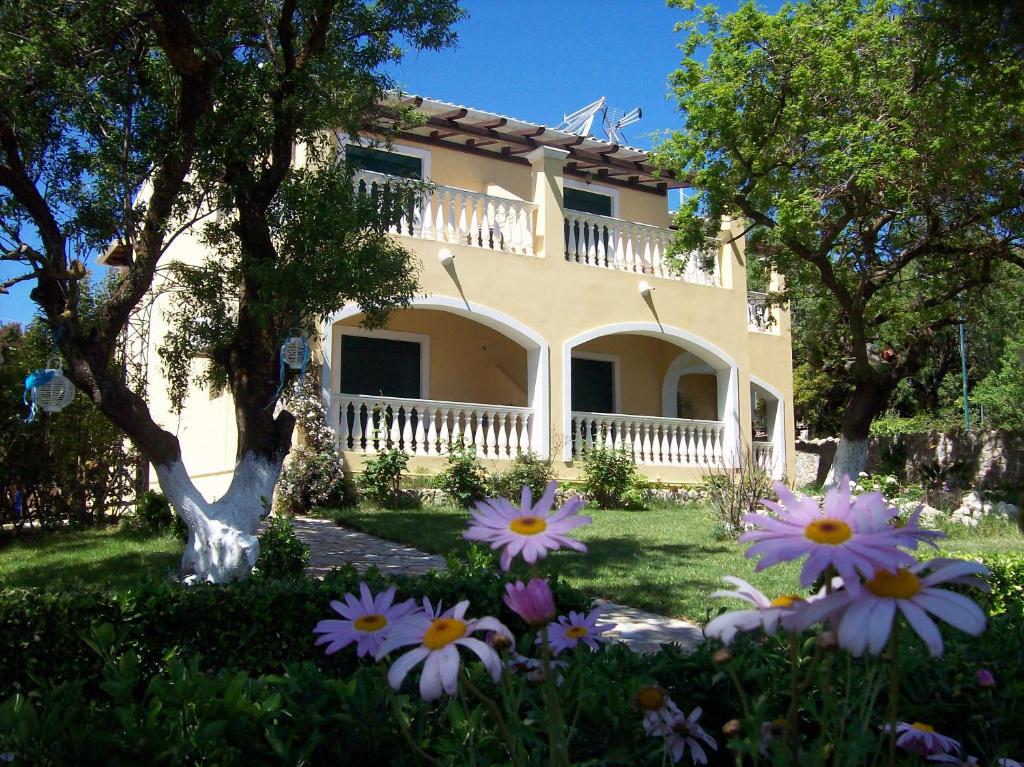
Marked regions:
[795,430,1024,492]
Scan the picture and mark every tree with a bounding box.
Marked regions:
[0,0,461,581]
[657,0,1024,483]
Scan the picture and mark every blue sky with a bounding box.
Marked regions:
[0,0,774,326]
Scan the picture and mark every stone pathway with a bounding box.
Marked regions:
[290,515,704,654]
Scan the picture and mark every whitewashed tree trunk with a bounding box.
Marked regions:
[154,452,283,584]
[823,435,869,490]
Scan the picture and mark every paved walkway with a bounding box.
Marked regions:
[290,515,704,654]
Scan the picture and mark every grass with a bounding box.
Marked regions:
[329,501,1023,623]
[0,526,181,590]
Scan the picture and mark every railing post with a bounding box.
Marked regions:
[529,146,568,259]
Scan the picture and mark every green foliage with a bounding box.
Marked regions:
[660,0,1024,441]
[437,439,490,507]
[490,452,556,502]
[253,516,309,579]
[972,331,1024,431]
[0,311,134,529]
[360,448,411,508]
[580,447,649,510]
[125,490,187,542]
[793,361,850,437]
[941,551,1024,617]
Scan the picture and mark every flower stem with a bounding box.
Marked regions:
[540,623,570,767]
[885,620,901,767]
[461,672,523,767]
[784,631,801,752]
[384,683,439,766]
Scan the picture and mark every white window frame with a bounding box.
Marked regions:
[334,131,432,180]
[563,178,620,218]
[570,351,621,414]
[333,325,430,399]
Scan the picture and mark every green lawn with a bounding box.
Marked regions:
[0,527,181,590]
[330,502,1022,622]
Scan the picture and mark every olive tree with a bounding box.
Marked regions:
[0,0,460,581]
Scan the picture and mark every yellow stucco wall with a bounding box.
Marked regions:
[335,309,528,407]
[143,132,795,494]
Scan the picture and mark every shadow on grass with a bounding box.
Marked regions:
[3,550,180,590]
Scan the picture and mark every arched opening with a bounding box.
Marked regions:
[750,376,785,478]
[563,323,739,466]
[322,297,549,458]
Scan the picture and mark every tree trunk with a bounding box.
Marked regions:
[154,452,284,583]
[824,378,896,488]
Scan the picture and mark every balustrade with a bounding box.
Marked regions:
[747,292,779,333]
[335,394,534,459]
[570,411,727,466]
[353,170,536,256]
[563,211,718,286]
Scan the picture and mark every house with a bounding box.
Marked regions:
[128,95,794,497]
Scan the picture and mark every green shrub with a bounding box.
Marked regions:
[123,490,187,541]
[940,551,1024,616]
[437,439,489,507]
[254,516,309,579]
[360,448,410,508]
[580,446,649,510]
[491,451,556,502]
[276,445,352,514]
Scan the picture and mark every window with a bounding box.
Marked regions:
[564,187,613,217]
[571,357,616,413]
[345,144,422,179]
[340,335,421,398]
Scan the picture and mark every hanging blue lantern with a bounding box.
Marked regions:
[23,358,75,422]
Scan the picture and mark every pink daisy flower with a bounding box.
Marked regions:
[704,576,819,644]
[741,479,941,595]
[375,598,512,701]
[884,721,960,756]
[465,482,591,571]
[796,559,989,657]
[504,577,557,626]
[543,607,615,655]
[662,707,718,764]
[313,582,417,657]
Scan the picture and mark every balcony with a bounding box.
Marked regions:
[563,210,718,286]
[747,291,780,334]
[354,169,536,256]
[570,411,727,467]
[334,394,535,459]
[353,170,719,286]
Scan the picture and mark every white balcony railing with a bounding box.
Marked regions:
[752,440,774,466]
[354,170,536,256]
[563,211,718,286]
[570,411,726,466]
[335,394,534,459]
[747,292,779,333]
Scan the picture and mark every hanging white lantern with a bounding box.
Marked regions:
[25,358,75,418]
[280,332,310,371]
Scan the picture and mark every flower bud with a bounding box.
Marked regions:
[712,648,734,665]
[815,631,838,650]
[503,578,556,627]
[976,669,996,688]
[722,719,742,737]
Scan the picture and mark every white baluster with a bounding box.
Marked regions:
[468,195,480,248]
[455,191,468,245]
[420,192,435,241]
[522,208,535,256]
[437,406,451,454]
[422,407,436,456]
[352,402,365,452]
[517,413,530,455]
[659,424,671,465]
[487,409,500,458]
[412,405,426,454]
[638,423,651,464]
[399,406,412,451]
[444,190,457,243]
[338,400,351,450]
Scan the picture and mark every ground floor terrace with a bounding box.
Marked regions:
[322,297,791,482]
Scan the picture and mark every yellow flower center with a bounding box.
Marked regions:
[423,618,467,650]
[866,569,921,599]
[769,595,805,608]
[804,518,853,545]
[636,687,665,711]
[910,722,935,733]
[353,614,387,632]
[565,626,589,640]
[510,516,547,535]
